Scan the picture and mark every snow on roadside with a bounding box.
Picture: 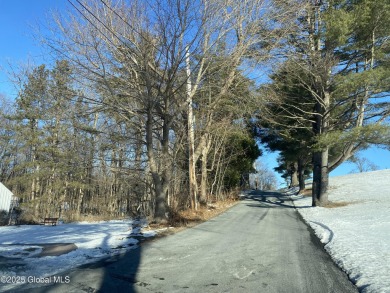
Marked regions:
[292,169,390,293]
[0,219,156,289]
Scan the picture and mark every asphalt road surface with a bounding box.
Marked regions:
[14,190,357,293]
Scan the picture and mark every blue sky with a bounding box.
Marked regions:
[0,0,67,98]
[1,1,389,187]
[259,146,390,188]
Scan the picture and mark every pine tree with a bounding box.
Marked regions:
[268,0,390,206]
[0,95,17,183]
[12,65,49,216]
[257,60,314,191]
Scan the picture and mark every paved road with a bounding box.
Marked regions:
[13,191,357,293]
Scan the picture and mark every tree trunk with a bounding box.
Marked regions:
[290,162,299,187]
[186,45,198,210]
[199,146,208,205]
[146,109,168,223]
[312,88,330,206]
[297,158,306,192]
[312,148,329,206]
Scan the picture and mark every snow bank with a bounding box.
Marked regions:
[293,169,390,293]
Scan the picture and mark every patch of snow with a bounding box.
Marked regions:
[285,186,300,195]
[0,245,42,258]
[0,219,155,291]
[292,169,390,293]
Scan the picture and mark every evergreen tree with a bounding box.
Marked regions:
[12,65,49,216]
[256,60,314,191]
[0,95,17,183]
[263,0,390,206]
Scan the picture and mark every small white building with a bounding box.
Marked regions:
[0,182,13,213]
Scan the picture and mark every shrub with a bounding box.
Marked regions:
[0,210,8,226]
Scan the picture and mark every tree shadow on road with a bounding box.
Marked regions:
[91,243,142,293]
[11,236,144,293]
[68,233,148,293]
[244,190,311,209]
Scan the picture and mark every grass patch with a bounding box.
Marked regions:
[141,198,239,240]
[298,188,312,197]
[323,201,351,208]
[148,198,239,231]
[174,199,238,227]
[296,188,353,209]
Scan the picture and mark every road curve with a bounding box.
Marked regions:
[15,190,357,293]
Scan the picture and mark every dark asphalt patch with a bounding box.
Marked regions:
[37,243,78,257]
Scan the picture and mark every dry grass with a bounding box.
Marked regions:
[323,201,351,208]
[147,198,239,234]
[298,188,312,197]
[65,213,122,223]
[176,199,238,226]
[297,188,353,208]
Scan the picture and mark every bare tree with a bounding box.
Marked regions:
[250,161,278,191]
[348,154,379,174]
[37,0,299,222]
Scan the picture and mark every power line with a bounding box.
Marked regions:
[67,0,119,48]
[99,0,149,50]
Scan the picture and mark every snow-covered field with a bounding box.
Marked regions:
[292,169,390,293]
[0,219,156,291]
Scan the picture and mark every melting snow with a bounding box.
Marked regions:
[293,169,390,293]
[0,219,156,291]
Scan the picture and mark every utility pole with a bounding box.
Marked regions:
[186,45,198,210]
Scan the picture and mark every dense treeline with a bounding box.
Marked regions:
[0,0,389,223]
[0,59,260,222]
